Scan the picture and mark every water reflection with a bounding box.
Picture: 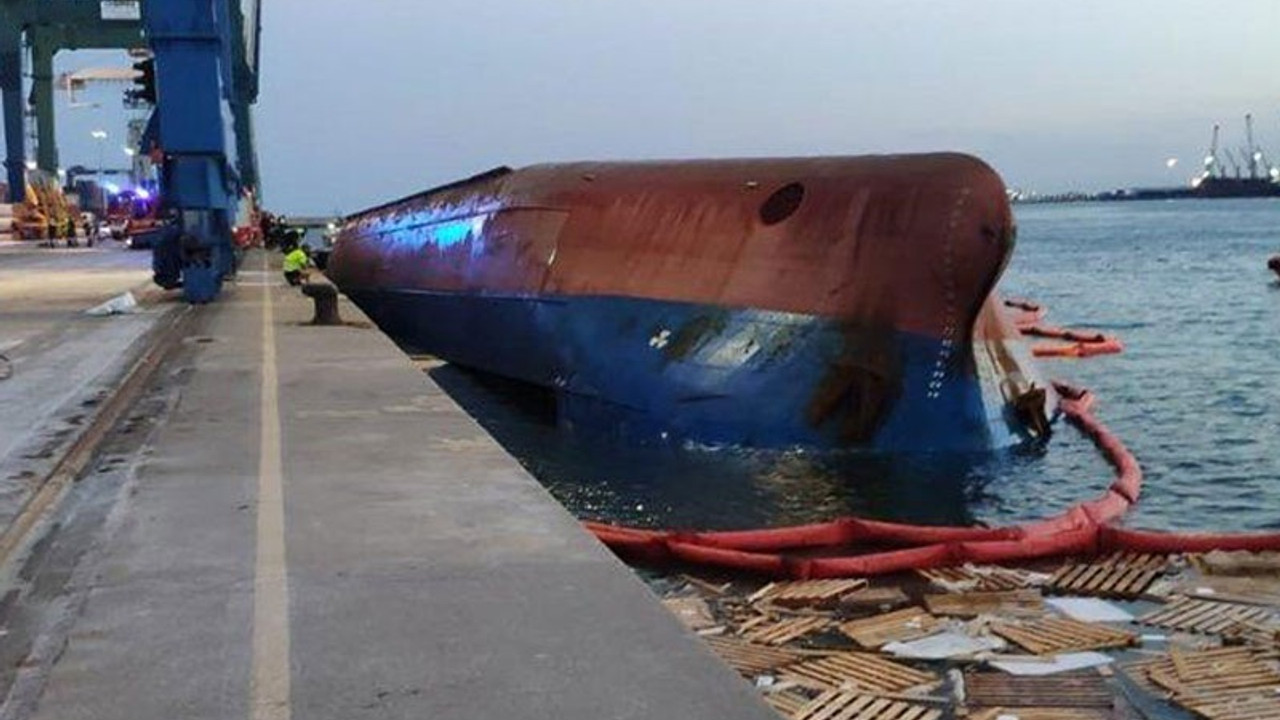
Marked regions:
[428,364,1013,530]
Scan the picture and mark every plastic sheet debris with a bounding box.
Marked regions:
[881,631,1005,660]
[660,596,716,630]
[1044,597,1135,623]
[989,651,1114,676]
[85,291,138,316]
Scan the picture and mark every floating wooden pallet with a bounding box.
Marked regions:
[1124,647,1280,720]
[969,707,1112,720]
[1183,691,1280,720]
[740,615,832,646]
[841,587,911,612]
[793,691,943,720]
[838,607,942,649]
[1138,596,1278,635]
[702,636,805,677]
[749,579,869,608]
[964,671,1114,709]
[992,616,1137,655]
[780,651,938,694]
[918,565,1042,592]
[1160,574,1280,607]
[1195,550,1280,577]
[1048,552,1168,599]
[1122,647,1252,695]
[762,688,812,718]
[923,589,1044,617]
[1124,647,1280,703]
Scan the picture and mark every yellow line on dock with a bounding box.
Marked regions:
[251,255,292,720]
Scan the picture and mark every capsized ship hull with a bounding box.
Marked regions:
[329,154,1055,452]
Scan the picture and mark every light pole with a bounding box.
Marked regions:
[91,129,107,213]
[123,145,139,188]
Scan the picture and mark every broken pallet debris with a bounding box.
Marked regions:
[838,607,943,649]
[1196,550,1280,577]
[1136,594,1274,632]
[740,615,833,646]
[1182,690,1280,720]
[778,648,942,691]
[964,671,1115,709]
[1048,552,1168,599]
[793,691,943,720]
[923,589,1044,618]
[762,688,811,717]
[749,579,869,608]
[840,586,911,612]
[918,565,1044,593]
[780,651,938,694]
[968,707,1112,720]
[1138,596,1278,636]
[702,636,805,677]
[991,617,1137,655]
[1125,647,1280,702]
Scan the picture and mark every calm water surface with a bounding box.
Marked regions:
[432,198,1280,532]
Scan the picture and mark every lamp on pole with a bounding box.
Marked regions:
[91,130,107,212]
[123,145,138,187]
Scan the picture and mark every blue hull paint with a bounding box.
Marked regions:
[346,288,1024,452]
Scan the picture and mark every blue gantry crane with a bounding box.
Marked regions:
[0,0,261,303]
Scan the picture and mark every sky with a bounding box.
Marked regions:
[33,0,1280,214]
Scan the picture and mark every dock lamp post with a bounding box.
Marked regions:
[123,145,137,187]
[91,130,107,212]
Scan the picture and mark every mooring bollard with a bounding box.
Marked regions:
[301,282,342,326]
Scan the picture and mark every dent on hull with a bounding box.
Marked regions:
[330,154,1053,452]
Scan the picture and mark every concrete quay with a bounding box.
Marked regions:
[0,249,776,719]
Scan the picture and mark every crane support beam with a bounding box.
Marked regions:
[0,0,144,200]
[30,37,54,171]
[0,19,22,200]
[144,0,238,303]
[227,0,258,192]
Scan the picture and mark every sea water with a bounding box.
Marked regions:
[430,198,1280,532]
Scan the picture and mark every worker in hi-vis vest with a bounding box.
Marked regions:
[282,238,310,286]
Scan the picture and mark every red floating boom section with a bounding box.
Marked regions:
[1004,298,1124,358]
[586,378,1280,578]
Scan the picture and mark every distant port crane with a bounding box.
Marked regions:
[1203,124,1222,178]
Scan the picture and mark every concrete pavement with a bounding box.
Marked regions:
[0,243,167,533]
[6,251,776,719]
